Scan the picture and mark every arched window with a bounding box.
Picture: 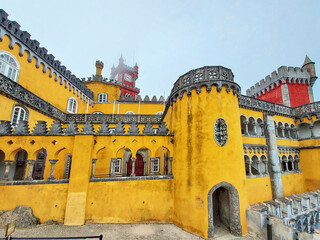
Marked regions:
[0,51,20,82]
[155,111,163,115]
[93,111,103,114]
[67,97,77,113]
[125,111,134,115]
[11,104,29,126]
[97,93,108,103]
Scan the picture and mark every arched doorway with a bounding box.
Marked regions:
[213,187,230,231]
[13,150,28,180]
[208,182,242,238]
[0,150,5,180]
[127,154,144,176]
[32,149,47,180]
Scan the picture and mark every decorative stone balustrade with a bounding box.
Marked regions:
[0,120,171,136]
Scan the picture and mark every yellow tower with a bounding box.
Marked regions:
[164,66,249,238]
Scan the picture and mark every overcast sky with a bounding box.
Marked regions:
[2,1,320,101]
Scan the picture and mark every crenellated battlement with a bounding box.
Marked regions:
[0,9,94,100]
[246,66,311,97]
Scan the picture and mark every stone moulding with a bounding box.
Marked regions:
[0,9,93,100]
[167,65,241,107]
[0,74,67,121]
[0,119,173,136]
[239,95,293,117]
[66,114,162,124]
[162,66,241,120]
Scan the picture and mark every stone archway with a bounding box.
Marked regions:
[207,181,242,238]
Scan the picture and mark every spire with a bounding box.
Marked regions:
[302,55,314,68]
[119,55,124,65]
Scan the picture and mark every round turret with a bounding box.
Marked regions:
[164,66,247,238]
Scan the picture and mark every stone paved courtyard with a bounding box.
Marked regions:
[0,223,265,240]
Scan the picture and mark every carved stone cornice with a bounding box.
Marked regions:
[239,95,293,117]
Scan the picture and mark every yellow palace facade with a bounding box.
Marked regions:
[0,9,319,239]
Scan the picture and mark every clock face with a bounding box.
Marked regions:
[124,73,133,82]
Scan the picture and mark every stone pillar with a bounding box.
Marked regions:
[243,120,249,135]
[245,159,253,176]
[284,159,289,172]
[310,125,314,138]
[274,123,279,137]
[252,122,257,135]
[260,123,265,136]
[169,157,173,176]
[130,157,136,177]
[91,158,97,179]
[2,161,13,181]
[256,160,261,175]
[281,126,285,138]
[47,159,58,180]
[263,159,269,175]
[25,160,36,180]
[264,114,284,199]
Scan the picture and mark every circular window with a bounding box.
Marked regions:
[214,118,228,146]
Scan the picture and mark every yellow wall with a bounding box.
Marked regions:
[246,177,272,204]
[84,81,120,103]
[166,86,248,238]
[0,183,68,222]
[86,180,173,223]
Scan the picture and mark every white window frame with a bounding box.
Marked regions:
[67,97,78,113]
[125,111,134,115]
[0,51,20,82]
[155,111,163,115]
[11,104,28,127]
[113,158,121,174]
[97,93,108,103]
[151,157,160,173]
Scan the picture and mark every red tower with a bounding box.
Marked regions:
[246,56,317,108]
[110,56,140,99]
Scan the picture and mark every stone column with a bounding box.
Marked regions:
[256,160,261,175]
[245,159,253,176]
[47,159,58,180]
[310,125,314,138]
[25,160,36,180]
[274,123,279,137]
[91,158,98,179]
[264,114,284,199]
[252,122,257,135]
[2,161,13,181]
[263,159,269,175]
[260,123,265,136]
[243,120,249,135]
[281,126,285,138]
[130,157,136,177]
[284,159,289,172]
[169,157,173,176]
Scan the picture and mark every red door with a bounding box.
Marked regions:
[127,154,144,176]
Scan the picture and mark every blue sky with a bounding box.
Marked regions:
[2,0,320,100]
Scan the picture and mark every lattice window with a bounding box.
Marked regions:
[113,158,121,174]
[214,118,228,146]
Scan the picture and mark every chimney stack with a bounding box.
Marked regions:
[95,60,104,76]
